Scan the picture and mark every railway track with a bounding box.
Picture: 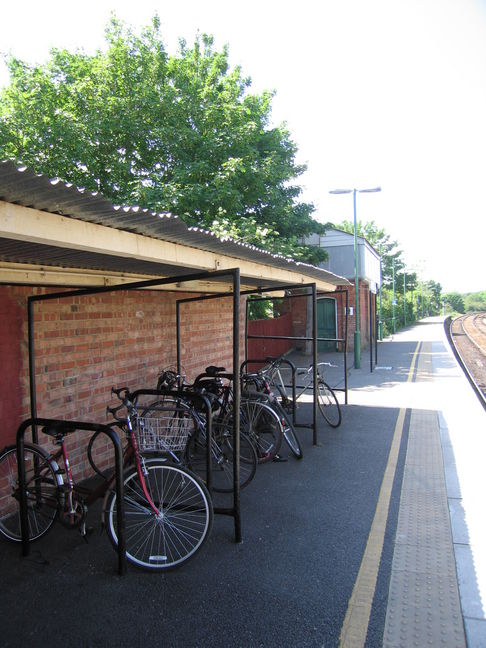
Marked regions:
[446,313,486,408]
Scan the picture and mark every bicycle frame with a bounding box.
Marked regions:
[16,417,127,574]
[264,360,333,404]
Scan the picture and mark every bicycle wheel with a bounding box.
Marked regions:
[105,459,213,571]
[0,443,62,542]
[317,380,342,428]
[272,400,303,459]
[185,424,257,493]
[239,399,283,463]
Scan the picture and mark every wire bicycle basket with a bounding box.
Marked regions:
[135,408,194,453]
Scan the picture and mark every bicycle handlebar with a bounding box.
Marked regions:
[111,386,130,400]
[106,403,127,422]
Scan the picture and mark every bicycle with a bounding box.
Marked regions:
[155,365,283,465]
[91,371,258,493]
[191,366,285,464]
[258,356,342,428]
[0,387,213,571]
[240,368,303,459]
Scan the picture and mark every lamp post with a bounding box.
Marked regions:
[378,244,383,341]
[403,270,407,327]
[329,186,381,369]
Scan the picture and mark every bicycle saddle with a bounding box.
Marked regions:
[41,422,72,437]
[205,365,226,376]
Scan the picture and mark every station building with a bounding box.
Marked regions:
[304,228,381,352]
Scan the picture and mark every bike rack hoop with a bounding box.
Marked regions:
[16,417,126,575]
[240,357,298,426]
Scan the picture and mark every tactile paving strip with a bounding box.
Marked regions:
[383,403,466,647]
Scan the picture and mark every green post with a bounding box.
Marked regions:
[329,186,381,368]
[403,271,407,327]
[378,245,383,341]
[352,189,361,369]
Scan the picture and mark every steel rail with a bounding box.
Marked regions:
[444,315,486,412]
[461,313,486,356]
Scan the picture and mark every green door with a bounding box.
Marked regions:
[317,298,337,352]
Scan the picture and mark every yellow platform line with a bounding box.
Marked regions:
[338,341,422,648]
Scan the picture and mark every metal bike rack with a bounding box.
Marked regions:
[176,292,242,542]
[16,417,126,575]
[243,285,349,444]
[240,355,299,426]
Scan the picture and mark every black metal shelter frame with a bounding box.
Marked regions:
[175,284,348,447]
[23,268,242,572]
[243,285,349,445]
[370,289,378,372]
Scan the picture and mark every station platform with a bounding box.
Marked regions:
[1,317,485,647]
[341,317,486,647]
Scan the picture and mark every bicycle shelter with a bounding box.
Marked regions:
[24,269,242,570]
[19,272,352,573]
[0,160,350,573]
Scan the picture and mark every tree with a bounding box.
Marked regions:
[0,15,326,264]
[335,219,444,333]
[443,292,465,314]
[464,291,486,313]
[425,280,443,313]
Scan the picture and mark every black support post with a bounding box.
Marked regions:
[312,284,318,445]
[232,269,241,542]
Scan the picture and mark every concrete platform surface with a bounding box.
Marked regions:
[0,316,485,647]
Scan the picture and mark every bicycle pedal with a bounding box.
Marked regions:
[272,455,288,463]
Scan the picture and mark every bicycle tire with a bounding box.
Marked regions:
[185,423,257,493]
[104,459,213,571]
[0,443,63,542]
[272,399,303,459]
[239,399,283,463]
[317,380,342,428]
[87,429,116,478]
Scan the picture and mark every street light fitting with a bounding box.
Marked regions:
[328,187,381,195]
[358,187,381,194]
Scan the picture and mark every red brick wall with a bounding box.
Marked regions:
[343,282,375,349]
[0,285,245,479]
[0,287,24,448]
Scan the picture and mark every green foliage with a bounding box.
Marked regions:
[247,295,282,320]
[0,15,326,263]
[464,291,486,313]
[443,292,465,315]
[337,219,412,289]
[337,219,446,335]
[425,280,442,312]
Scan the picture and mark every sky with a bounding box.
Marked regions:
[1,0,485,293]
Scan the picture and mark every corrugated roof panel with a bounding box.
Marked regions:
[0,238,196,277]
[0,160,349,286]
